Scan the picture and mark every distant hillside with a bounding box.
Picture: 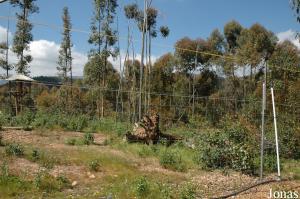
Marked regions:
[33,76,61,84]
[33,76,83,84]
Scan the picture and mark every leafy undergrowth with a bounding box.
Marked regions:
[0,127,299,198]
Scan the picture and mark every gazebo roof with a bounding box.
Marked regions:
[6,74,35,82]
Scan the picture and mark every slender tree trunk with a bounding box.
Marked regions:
[132,37,137,122]
[139,0,147,120]
[148,29,152,111]
[144,27,148,113]
[243,64,246,103]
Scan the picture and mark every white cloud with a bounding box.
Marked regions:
[0,24,158,77]
[24,40,89,77]
[4,40,158,77]
[0,39,88,77]
[109,52,158,73]
[0,25,12,43]
[276,29,300,49]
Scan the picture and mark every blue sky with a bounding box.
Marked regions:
[0,0,299,76]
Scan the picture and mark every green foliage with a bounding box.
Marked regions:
[39,154,57,170]
[10,110,35,128]
[83,132,94,145]
[135,176,149,197]
[0,162,30,196]
[159,183,173,199]
[195,119,256,174]
[88,159,101,172]
[263,155,277,173]
[275,115,300,159]
[0,112,7,130]
[0,133,3,146]
[137,145,156,157]
[57,7,73,82]
[32,111,89,131]
[179,182,197,199]
[159,149,186,172]
[66,115,89,132]
[5,143,24,157]
[11,0,39,74]
[30,149,40,162]
[34,170,70,192]
[0,162,9,183]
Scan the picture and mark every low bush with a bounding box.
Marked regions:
[0,133,3,146]
[5,143,24,157]
[12,110,35,128]
[0,162,9,183]
[83,132,94,145]
[263,154,277,173]
[30,149,40,162]
[179,182,197,199]
[33,111,89,131]
[88,159,101,172]
[0,112,6,130]
[34,170,71,192]
[135,176,149,197]
[66,115,89,132]
[39,154,58,169]
[195,119,256,174]
[271,115,300,159]
[0,162,30,197]
[159,149,186,172]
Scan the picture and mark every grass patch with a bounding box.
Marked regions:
[34,170,71,192]
[88,159,101,172]
[179,182,197,199]
[159,149,186,172]
[0,162,34,198]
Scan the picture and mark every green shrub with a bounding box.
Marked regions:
[88,159,101,172]
[0,112,6,130]
[33,111,89,131]
[0,133,3,146]
[159,149,186,172]
[39,154,57,169]
[159,183,172,199]
[34,170,70,192]
[67,115,89,132]
[56,175,71,190]
[5,143,24,157]
[272,115,300,159]
[195,119,256,174]
[30,149,40,162]
[14,110,35,127]
[138,145,155,157]
[83,132,94,145]
[263,154,277,173]
[0,162,9,183]
[135,176,149,197]
[180,182,197,199]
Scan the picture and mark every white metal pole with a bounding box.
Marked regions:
[271,87,281,179]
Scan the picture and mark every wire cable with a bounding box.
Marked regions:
[1,15,300,74]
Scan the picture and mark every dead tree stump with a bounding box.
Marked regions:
[125,113,181,145]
